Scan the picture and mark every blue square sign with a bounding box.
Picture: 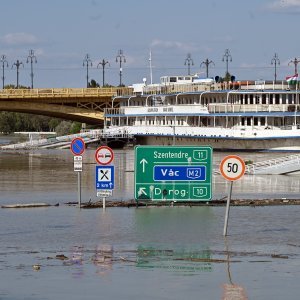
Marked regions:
[95,166,114,190]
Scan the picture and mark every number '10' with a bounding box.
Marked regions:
[227,162,238,173]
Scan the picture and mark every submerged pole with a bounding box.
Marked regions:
[223,181,233,236]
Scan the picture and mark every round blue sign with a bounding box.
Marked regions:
[70,137,85,155]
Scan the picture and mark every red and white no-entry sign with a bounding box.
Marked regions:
[220,155,245,181]
[95,146,114,165]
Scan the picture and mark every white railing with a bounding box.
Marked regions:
[246,154,300,174]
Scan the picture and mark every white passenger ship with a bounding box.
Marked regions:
[104,76,300,151]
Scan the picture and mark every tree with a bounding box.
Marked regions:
[88,79,100,88]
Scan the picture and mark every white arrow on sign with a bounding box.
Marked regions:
[140,158,148,173]
[138,187,147,196]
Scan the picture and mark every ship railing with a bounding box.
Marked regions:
[245,154,300,174]
[208,104,293,113]
[104,108,125,115]
[142,83,214,95]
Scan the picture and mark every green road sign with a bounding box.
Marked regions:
[134,146,213,202]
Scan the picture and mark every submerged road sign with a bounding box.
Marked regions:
[96,165,115,190]
[70,137,85,156]
[135,146,212,201]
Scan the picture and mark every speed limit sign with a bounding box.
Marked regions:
[220,155,245,181]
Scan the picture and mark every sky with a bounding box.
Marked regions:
[0,0,300,88]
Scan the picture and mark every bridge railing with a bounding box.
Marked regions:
[0,87,134,99]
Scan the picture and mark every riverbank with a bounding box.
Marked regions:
[67,198,300,208]
[2,198,300,209]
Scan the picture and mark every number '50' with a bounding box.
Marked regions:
[227,163,238,173]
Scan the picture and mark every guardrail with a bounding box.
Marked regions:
[0,87,134,99]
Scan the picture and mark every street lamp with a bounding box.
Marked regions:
[1,55,8,89]
[184,53,194,75]
[83,54,92,88]
[116,49,126,86]
[12,60,24,88]
[222,49,232,76]
[288,57,300,75]
[97,59,110,87]
[200,58,215,78]
[271,53,280,82]
[26,49,37,89]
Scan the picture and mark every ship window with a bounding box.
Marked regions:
[254,117,258,126]
[170,77,177,82]
[282,94,286,104]
[249,95,253,104]
[261,117,265,126]
[269,94,273,104]
[275,94,280,104]
[178,77,184,81]
[185,77,190,80]
[262,94,266,104]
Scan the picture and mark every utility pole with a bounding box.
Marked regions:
[222,49,232,76]
[200,58,215,78]
[26,49,37,89]
[12,60,24,88]
[184,53,194,75]
[97,59,110,87]
[83,54,92,88]
[288,57,300,75]
[1,55,8,89]
[271,53,280,82]
[116,49,126,86]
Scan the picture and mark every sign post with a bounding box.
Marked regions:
[220,155,245,236]
[95,146,114,210]
[135,146,213,202]
[70,138,85,208]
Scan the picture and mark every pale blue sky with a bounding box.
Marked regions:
[0,0,300,88]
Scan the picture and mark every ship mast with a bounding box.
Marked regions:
[149,49,153,85]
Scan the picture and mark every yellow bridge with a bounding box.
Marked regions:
[0,87,133,124]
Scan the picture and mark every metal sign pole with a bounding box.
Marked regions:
[103,197,106,210]
[78,172,81,208]
[223,181,233,236]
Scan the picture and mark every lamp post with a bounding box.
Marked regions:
[271,53,280,82]
[12,60,24,88]
[222,49,232,76]
[97,59,110,87]
[83,54,92,88]
[26,49,37,89]
[288,57,300,75]
[1,55,8,89]
[116,49,126,86]
[184,53,194,75]
[200,58,215,78]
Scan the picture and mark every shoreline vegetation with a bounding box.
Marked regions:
[2,198,300,209]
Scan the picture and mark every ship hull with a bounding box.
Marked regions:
[135,135,300,152]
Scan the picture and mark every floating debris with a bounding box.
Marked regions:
[32,264,41,271]
[55,254,69,260]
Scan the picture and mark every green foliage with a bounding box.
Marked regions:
[0,112,79,135]
[70,122,82,134]
[88,79,100,88]
[224,72,232,82]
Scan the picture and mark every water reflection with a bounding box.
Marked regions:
[92,244,113,276]
[136,246,212,274]
[222,238,248,300]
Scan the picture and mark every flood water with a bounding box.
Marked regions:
[1,140,300,299]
